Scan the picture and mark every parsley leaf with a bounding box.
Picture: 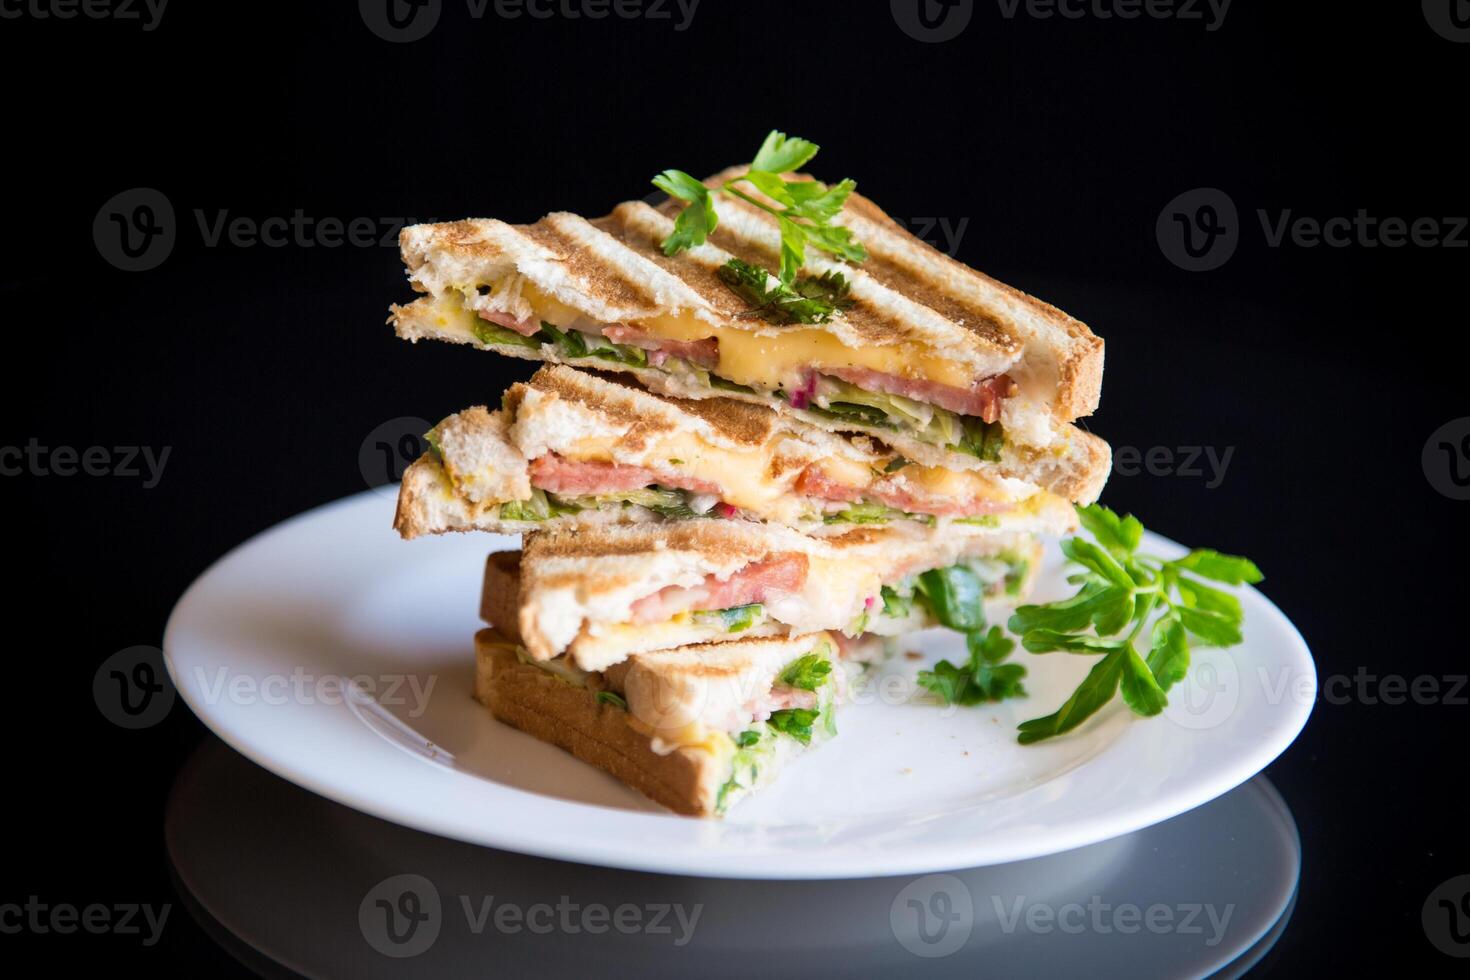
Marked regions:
[778,653,834,692]
[716,257,854,325]
[651,169,717,256]
[734,729,761,748]
[914,565,987,632]
[767,707,820,745]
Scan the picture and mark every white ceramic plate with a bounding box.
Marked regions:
[163,489,1315,879]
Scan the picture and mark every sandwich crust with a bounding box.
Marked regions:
[473,629,725,816]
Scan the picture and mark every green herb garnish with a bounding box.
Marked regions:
[594,691,628,711]
[767,707,820,745]
[734,730,761,748]
[1008,504,1263,744]
[778,653,833,692]
[654,130,867,282]
[918,627,1028,705]
[715,258,855,325]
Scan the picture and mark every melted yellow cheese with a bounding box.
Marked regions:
[521,282,589,329]
[626,715,734,757]
[901,465,1014,504]
[567,430,795,517]
[640,313,973,390]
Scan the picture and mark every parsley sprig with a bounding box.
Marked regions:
[1009,504,1263,744]
[918,626,1028,705]
[653,129,868,300]
[913,566,1029,706]
[715,258,854,325]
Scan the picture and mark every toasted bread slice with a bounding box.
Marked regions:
[474,627,842,817]
[393,365,1105,541]
[512,519,1051,669]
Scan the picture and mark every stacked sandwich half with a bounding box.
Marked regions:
[389,164,1109,817]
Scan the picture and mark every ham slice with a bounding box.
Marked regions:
[528,454,721,497]
[825,368,1015,422]
[629,554,808,625]
[478,310,541,338]
[795,468,1013,519]
[603,325,719,368]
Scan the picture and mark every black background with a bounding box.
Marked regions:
[3,1,1466,974]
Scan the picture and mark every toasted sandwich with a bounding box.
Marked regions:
[476,553,853,817]
[394,364,1100,540]
[494,521,1044,670]
[389,182,1107,482]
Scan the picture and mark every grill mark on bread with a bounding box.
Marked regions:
[524,365,776,449]
[520,218,661,312]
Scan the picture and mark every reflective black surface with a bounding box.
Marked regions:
[3,3,1466,975]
